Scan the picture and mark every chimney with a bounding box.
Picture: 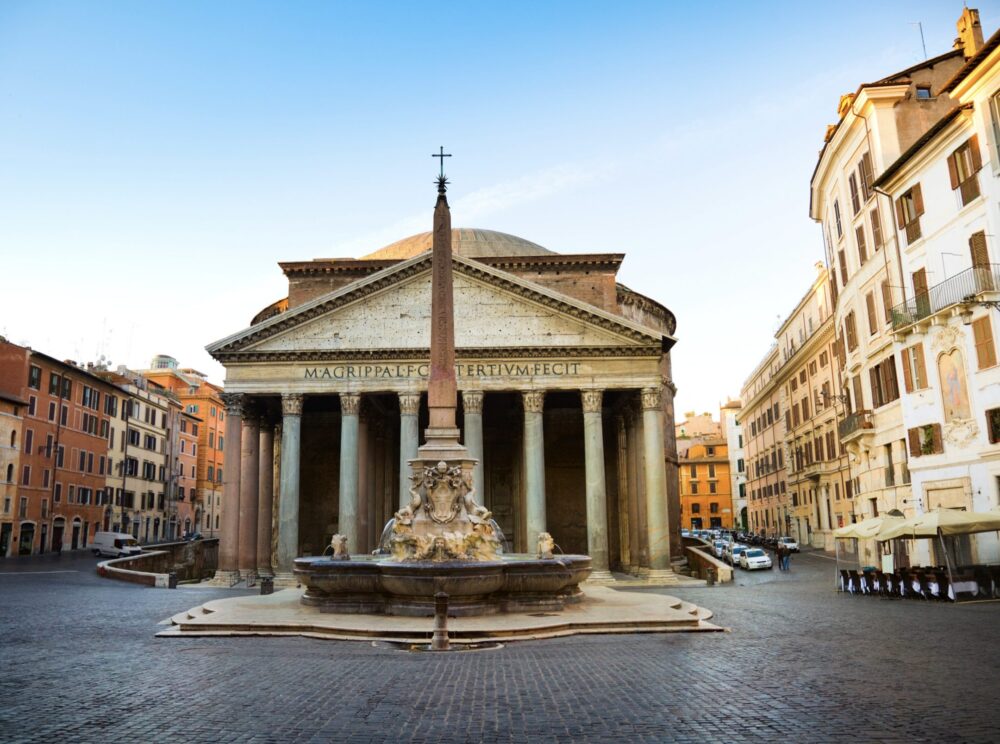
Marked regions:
[954,7,984,59]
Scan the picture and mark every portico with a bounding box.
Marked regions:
[208,228,679,581]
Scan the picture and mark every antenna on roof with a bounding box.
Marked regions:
[910,21,928,60]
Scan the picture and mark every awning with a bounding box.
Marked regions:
[833,515,905,540]
[877,508,1000,541]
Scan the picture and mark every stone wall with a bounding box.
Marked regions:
[96,538,219,587]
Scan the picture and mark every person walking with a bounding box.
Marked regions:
[782,545,792,571]
[775,544,784,571]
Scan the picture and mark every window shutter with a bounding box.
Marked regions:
[852,376,863,412]
[908,428,921,457]
[881,281,893,324]
[895,197,906,229]
[866,292,877,334]
[870,209,883,249]
[947,152,959,189]
[861,152,874,196]
[869,367,880,408]
[914,343,927,388]
[931,423,943,454]
[901,348,913,393]
[887,357,900,401]
[970,230,989,268]
[913,183,924,215]
[857,226,868,264]
[970,134,983,172]
[972,316,997,369]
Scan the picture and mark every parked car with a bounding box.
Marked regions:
[740,548,773,570]
[725,543,749,565]
[712,540,728,559]
[91,531,141,558]
[777,536,799,553]
[680,528,691,538]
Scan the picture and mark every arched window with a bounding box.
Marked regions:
[9,430,15,448]
[5,463,12,483]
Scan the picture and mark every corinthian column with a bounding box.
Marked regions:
[462,391,485,502]
[641,386,674,579]
[338,393,361,552]
[398,392,420,509]
[581,390,611,579]
[256,419,275,577]
[522,390,546,552]
[217,393,244,582]
[275,393,303,580]
[238,408,260,579]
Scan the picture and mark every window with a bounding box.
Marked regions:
[865,292,877,335]
[706,446,716,456]
[833,200,843,238]
[948,136,982,206]
[209,432,215,448]
[895,185,924,244]
[901,343,928,392]
[691,503,701,513]
[708,463,716,477]
[986,408,1000,444]
[848,173,861,215]
[881,281,893,325]
[709,482,717,494]
[859,152,874,200]
[23,429,33,456]
[870,209,883,250]
[972,316,997,369]
[689,464,696,477]
[838,250,849,286]
[845,311,858,352]
[912,268,930,318]
[710,502,719,514]
[210,406,216,417]
[27,365,41,390]
[970,231,993,291]
[690,482,699,495]
[21,465,30,486]
[47,401,55,421]
[61,377,72,400]
[990,90,1000,163]
[908,424,943,457]
[856,226,867,264]
[869,357,900,408]
[208,465,215,482]
[915,86,931,100]
[48,372,60,395]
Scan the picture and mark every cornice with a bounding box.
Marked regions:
[213,345,663,365]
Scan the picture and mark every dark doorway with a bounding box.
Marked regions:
[71,523,80,550]
[0,523,11,557]
[18,524,34,555]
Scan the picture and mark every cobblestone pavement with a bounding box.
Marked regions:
[1,549,998,743]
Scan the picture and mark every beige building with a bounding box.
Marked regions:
[0,392,26,556]
[739,345,788,536]
[206,225,681,583]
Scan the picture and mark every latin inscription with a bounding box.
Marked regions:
[304,362,582,380]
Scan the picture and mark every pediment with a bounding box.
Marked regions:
[208,254,667,359]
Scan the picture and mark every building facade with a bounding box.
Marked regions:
[679,439,732,530]
[721,399,746,530]
[0,388,26,556]
[207,226,680,582]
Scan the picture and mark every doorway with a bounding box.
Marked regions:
[0,523,10,557]
[71,522,80,550]
[18,523,34,555]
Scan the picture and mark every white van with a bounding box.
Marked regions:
[91,531,142,558]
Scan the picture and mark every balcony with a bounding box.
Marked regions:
[891,264,999,330]
[838,411,873,443]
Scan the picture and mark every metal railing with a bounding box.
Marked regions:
[838,411,873,440]
[891,264,1000,330]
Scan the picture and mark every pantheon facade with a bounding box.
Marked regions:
[207,228,680,580]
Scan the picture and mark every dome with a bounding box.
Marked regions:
[362,228,554,260]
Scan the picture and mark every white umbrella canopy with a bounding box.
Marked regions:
[877,508,1000,541]
[833,515,906,540]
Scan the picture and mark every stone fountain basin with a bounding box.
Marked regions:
[294,554,591,617]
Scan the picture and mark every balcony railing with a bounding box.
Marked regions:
[838,410,874,441]
[891,264,1000,330]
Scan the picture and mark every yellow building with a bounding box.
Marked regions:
[679,439,733,530]
[0,392,26,556]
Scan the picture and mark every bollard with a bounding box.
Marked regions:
[706,567,716,586]
[167,572,178,589]
[431,592,450,651]
[260,577,274,596]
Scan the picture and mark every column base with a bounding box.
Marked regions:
[644,568,679,584]
[585,569,615,584]
[205,569,241,587]
[256,566,275,578]
[272,572,300,588]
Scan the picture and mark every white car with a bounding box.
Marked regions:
[740,548,773,570]
[712,540,728,558]
[778,536,799,553]
[725,543,748,565]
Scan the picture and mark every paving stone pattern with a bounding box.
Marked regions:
[0,550,997,743]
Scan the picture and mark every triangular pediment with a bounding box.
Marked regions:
[208,253,667,359]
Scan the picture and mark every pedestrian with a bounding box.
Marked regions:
[775,544,784,571]
[783,547,792,571]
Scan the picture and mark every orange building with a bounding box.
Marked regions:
[141,356,225,537]
[679,439,733,530]
[176,410,200,536]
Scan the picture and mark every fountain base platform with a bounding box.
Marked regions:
[293,554,592,617]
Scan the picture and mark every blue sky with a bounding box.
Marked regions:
[2,1,998,416]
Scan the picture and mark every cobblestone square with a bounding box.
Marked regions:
[1,550,998,743]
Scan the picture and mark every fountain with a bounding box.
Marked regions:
[293,165,591,616]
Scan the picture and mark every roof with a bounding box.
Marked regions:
[361,228,554,260]
[942,27,1000,93]
[871,104,971,189]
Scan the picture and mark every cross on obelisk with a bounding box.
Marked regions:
[426,148,459,443]
[432,146,451,179]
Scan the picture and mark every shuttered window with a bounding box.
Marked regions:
[895,184,924,244]
[881,281,893,324]
[870,209,883,250]
[947,136,983,206]
[838,250,849,286]
[908,424,943,457]
[845,311,858,351]
[859,152,874,201]
[900,343,928,392]
[856,226,868,264]
[865,292,877,335]
[912,268,930,318]
[972,316,997,369]
[848,173,861,215]
[969,231,994,292]
[833,200,843,238]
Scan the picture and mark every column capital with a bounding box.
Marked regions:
[580,389,604,414]
[281,393,304,416]
[522,390,545,414]
[641,386,662,411]
[461,390,484,414]
[340,392,361,416]
[220,392,245,416]
[398,392,420,416]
